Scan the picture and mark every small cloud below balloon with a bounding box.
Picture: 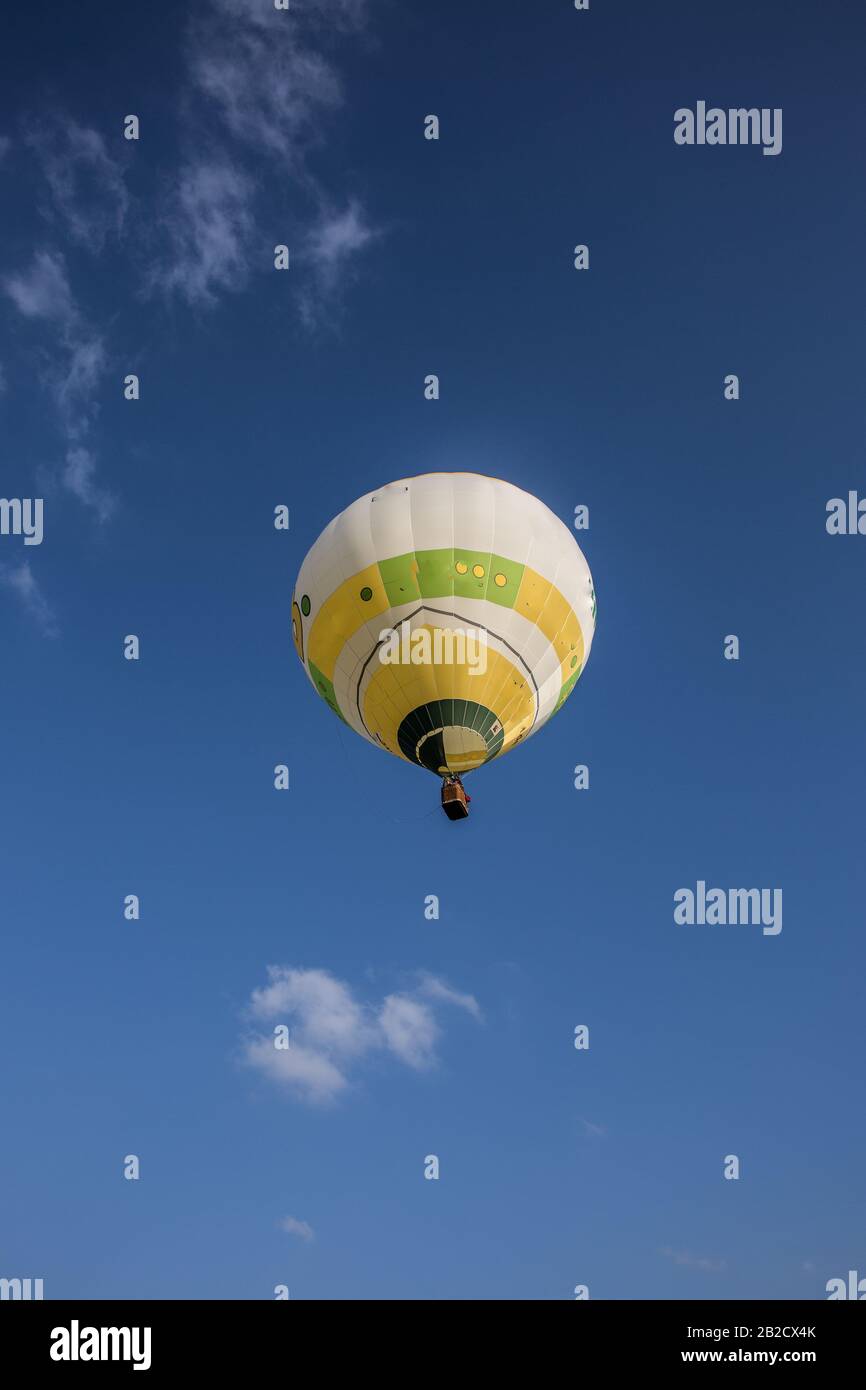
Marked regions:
[241,965,482,1105]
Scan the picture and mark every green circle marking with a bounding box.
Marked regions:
[360,586,373,602]
[301,595,311,617]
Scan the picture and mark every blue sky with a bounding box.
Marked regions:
[1,0,864,1299]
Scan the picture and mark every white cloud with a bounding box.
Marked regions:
[245,1035,348,1104]
[0,561,58,637]
[378,994,439,1070]
[249,967,375,1056]
[660,1247,726,1273]
[277,1215,314,1242]
[242,966,481,1105]
[26,119,128,249]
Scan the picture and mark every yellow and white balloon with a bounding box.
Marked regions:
[292,473,596,778]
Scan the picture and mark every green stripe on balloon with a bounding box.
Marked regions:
[309,662,347,723]
[376,548,524,609]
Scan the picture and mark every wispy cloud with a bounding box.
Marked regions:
[1,123,123,523]
[299,200,379,327]
[660,1246,726,1273]
[51,336,106,431]
[242,966,481,1105]
[149,160,256,307]
[0,560,58,637]
[62,446,113,522]
[2,252,113,520]
[307,202,376,273]
[416,972,483,1021]
[188,1,344,164]
[218,0,370,30]
[579,1117,607,1139]
[4,249,76,321]
[25,118,128,250]
[277,1215,314,1242]
[150,0,377,318]
[1,0,378,545]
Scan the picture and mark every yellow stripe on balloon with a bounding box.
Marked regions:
[514,568,585,690]
[362,641,535,768]
[306,563,387,681]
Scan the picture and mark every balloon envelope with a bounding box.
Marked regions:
[292,473,596,776]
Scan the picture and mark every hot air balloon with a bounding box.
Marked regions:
[291,473,596,819]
